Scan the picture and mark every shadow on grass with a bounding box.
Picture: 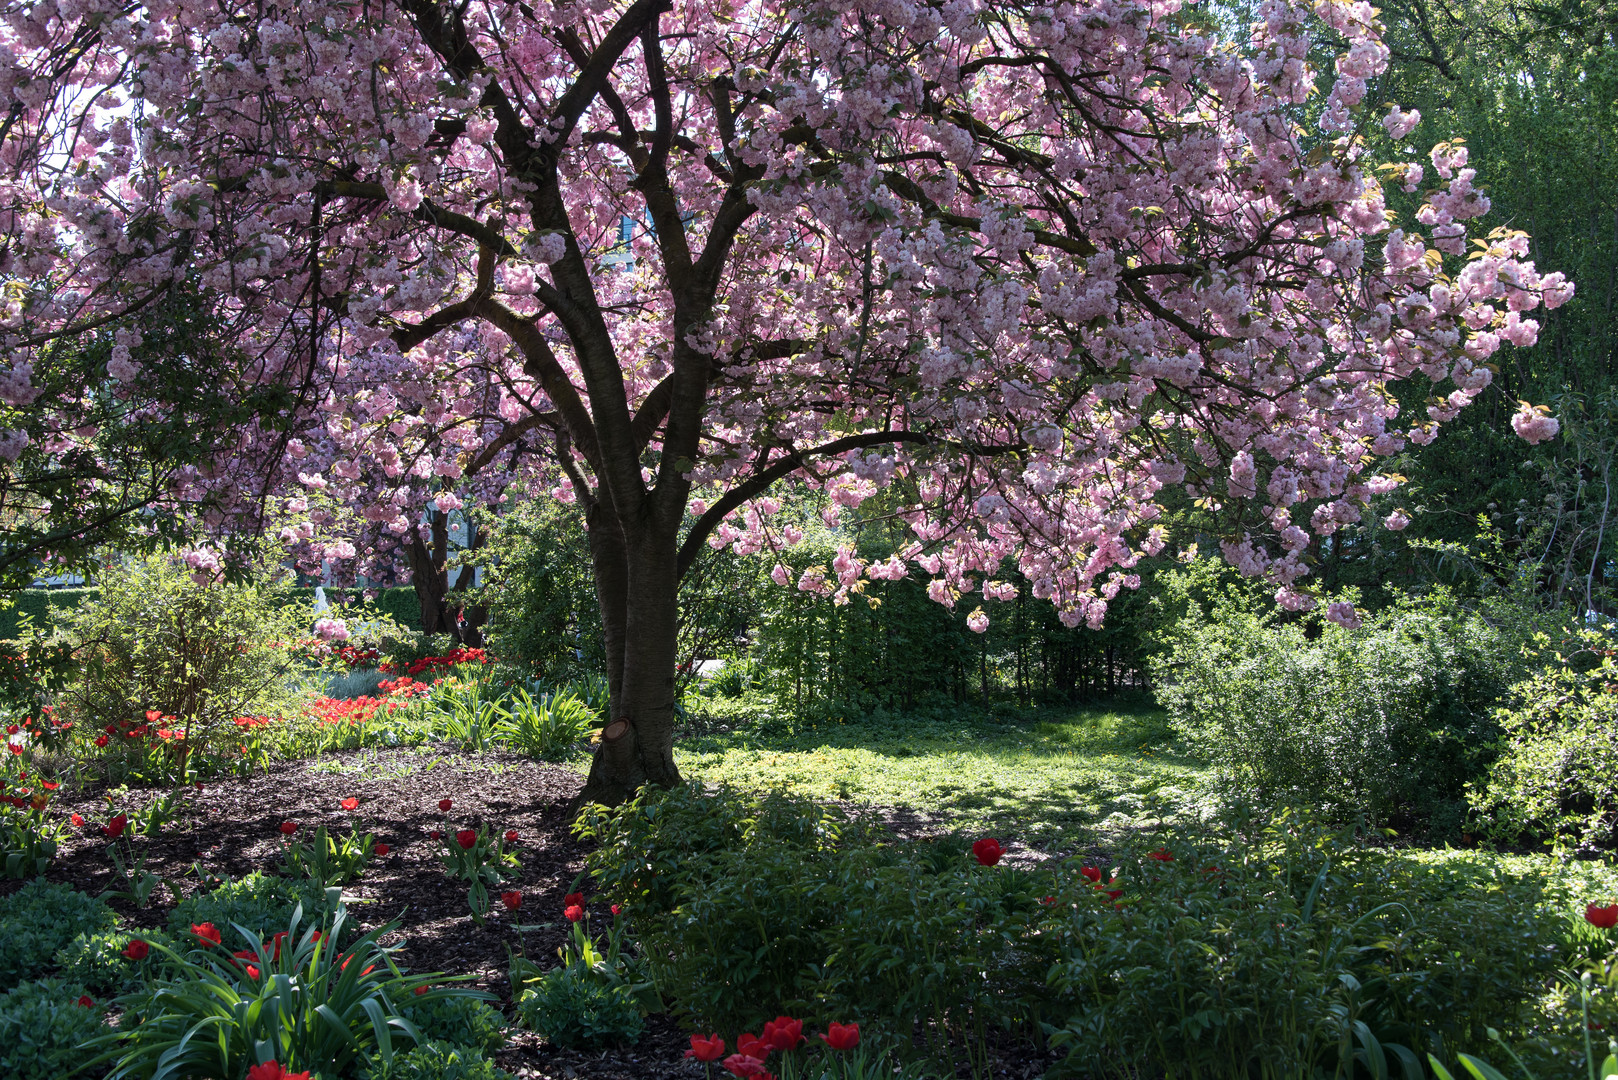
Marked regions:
[675,695,1208,850]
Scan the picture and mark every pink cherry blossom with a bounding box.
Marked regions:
[0,0,1572,798]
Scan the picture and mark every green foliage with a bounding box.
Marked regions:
[516,964,644,1050]
[749,533,1152,715]
[326,667,389,699]
[0,800,61,878]
[379,632,459,675]
[58,554,316,783]
[0,879,117,984]
[285,586,422,633]
[434,825,518,923]
[0,979,107,1078]
[54,928,185,996]
[469,499,602,682]
[393,994,507,1054]
[0,285,303,595]
[168,871,331,942]
[98,899,484,1079]
[1151,573,1549,831]
[494,686,596,760]
[358,1040,514,1080]
[0,586,95,643]
[1470,627,1618,850]
[579,786,1579,1073]
[277,823,377,886]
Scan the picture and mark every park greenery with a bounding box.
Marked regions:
[0,0,1613,1077]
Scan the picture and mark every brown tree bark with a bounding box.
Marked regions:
[575,502,685,804]
[405,511,486,647]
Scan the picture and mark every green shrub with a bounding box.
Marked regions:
[0,879,117,983]
[0,978,106,1077]
[168,871,330,941]
[394,994,507,1054]
[58,554,318,783]
[517,964,643,1050]
[359,1040,514,1080]
[1151,583,1544,830]
[1469,627,1618,850]
[580,786,1576,1073]
[54,927,185,995]
[101,900,485,1079]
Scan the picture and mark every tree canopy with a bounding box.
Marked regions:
[0,0,1570,797]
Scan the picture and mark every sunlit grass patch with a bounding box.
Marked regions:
[673,699,1205,848]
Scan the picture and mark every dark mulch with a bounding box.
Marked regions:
[27,747,1061,1079]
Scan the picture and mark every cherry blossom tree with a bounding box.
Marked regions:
[0,0,1571,802]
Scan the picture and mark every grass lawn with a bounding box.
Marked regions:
[672,697,1208,849]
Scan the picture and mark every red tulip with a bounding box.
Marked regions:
[564,904,584,922]
[686,1034,726,1062]
[761,1016,803,1052]
[340,797,358,810]
[279,821,297,836]
[103,813,128,839]
[414,984,430,996]
[70,813,84,827]
[77,995,94,1008]
[722,1055,773,1079]
[455,829,477,849]
[736,1033,770,1059]
[1080,865,1102,883]
[428,830,441,840]
[438,798,453,811]
[611,903,622,916]
[247,1063,313,1080]
[972,837,1004,866]
[374,843,390,856]
[819,1022,859,1051]
[501,890,523,911]
[1587,903,1618,929]
[191,922,222,947]
[564,891,584,907]
[1148,848,1174,862]
[504,829,519,843]
[122,939,149,960]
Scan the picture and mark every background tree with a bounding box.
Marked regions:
[0,0,1569,802]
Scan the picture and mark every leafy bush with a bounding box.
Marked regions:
[580,786,1578,1072]
[359,1040,514,1080]
[101,899,485,1078]
[1469,627,1618,850]
[517,964,644,1050]
[57,554,317,782]
[54,927,185,995]
[394,994,507,1054]
[0,879,117,983]
[0,978,106,1078]
[1151,582,1545,830]
[168,871,330,941]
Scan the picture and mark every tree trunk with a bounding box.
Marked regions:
[405,510,485,646]
[405,517,453,638]
[576,509,684,806]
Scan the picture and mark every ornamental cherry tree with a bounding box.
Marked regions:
[0,0,1571,802]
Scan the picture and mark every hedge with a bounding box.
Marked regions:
[0,585,421,640]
